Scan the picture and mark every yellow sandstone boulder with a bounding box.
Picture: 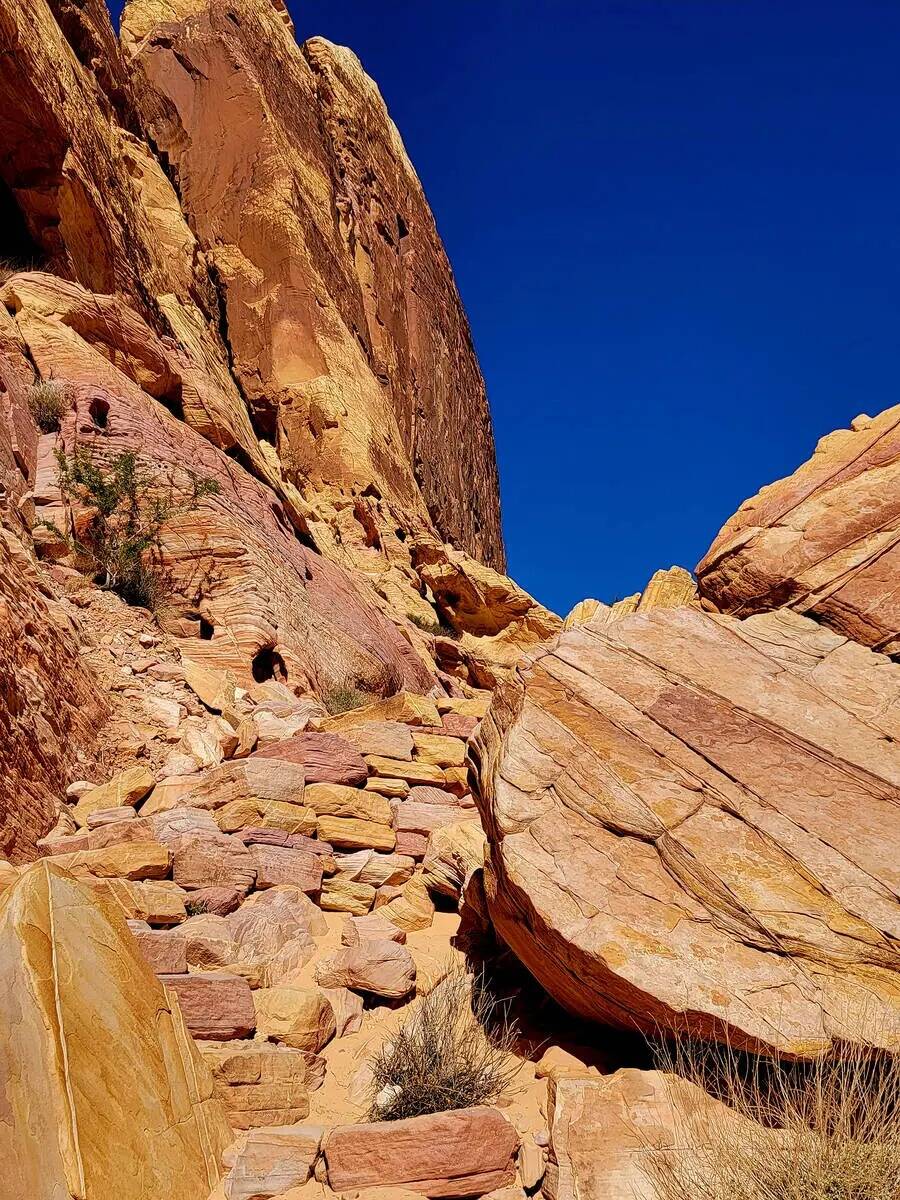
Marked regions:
[0,862,232,1199]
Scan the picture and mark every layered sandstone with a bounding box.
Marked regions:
[473,605,900,1056]
[0,862,233,1198]
[2,272,433,696]
[697,406,900,654]
[0,348,106,861]
[120,0,502,569]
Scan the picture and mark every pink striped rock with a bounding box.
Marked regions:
[160,971,256,1039]
[324,1106,518,1196]
[251,844,323,895]
[254,733,367,786]
[171,831,256,894]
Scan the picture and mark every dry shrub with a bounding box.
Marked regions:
[647,1033,900,1200]
[367,962,522,1121]
[323,684,369,715]
[27,380,66,432]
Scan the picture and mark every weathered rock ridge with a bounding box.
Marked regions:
[0,0,503,570]
[474,605,900,1056]
[0,0,557,849]
[697,406,900,654]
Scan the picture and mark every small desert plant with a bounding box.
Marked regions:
[0,256,41,285]
[367,963,523,1122]
[27,380,66,432]
[322,683,369,715]
[47,447,219,609]
[645,1032,900,1200]
[184,897,209,917]
[408,611,442,635]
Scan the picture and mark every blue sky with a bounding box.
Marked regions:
[110,1,900,615]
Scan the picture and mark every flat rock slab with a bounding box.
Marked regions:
[474,605,900,1055]
[172,831,257,894]
[160,971,256,1039]
[40,840,171,881]
[254,733,368,786]
[324,1106,518,1197]
[222,1123,322,1200]
[544,1069,766,1200]
[251,844,323,894]
[133,928,189,974]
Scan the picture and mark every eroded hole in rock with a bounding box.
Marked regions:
[199,616,214,640]
[252,644,287,683]
[89,397,109,429]
[157,386,185,422]
[0,178,43,275]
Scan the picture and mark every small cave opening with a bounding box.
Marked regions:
[157,385,185,423]
[199,616,214,640]
[252,644,287,684]
[0,178,44,273]
[89,397,109,429]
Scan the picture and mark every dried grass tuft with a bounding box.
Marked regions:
[367,962,523,1121]
[646,1032,900,1200]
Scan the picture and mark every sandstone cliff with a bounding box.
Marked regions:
[0,0,552,853]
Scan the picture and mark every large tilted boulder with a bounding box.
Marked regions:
[697,404,900,654]
[473,605,900,1056]
[0,862,232,1199]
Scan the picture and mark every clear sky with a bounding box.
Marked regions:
[291,1,900,615]
[110,1,900,616]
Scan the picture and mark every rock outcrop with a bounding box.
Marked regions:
[473,605,900,1056]
[544,1069,765,1200]
[697,406,900,654]
[0,349,106,861]
[563,566,697,630]
[0,861,233,1198]
[119,0,502,571]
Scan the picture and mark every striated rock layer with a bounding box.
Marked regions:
[0,862,233,1198]
[0,346,106,861]
[117,0,503,569]
[473,605,900,1056]
[697,405,900,654]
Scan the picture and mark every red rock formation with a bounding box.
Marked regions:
[0,350,106,862]
[12,315,434,698]
[473,605,900,1056]
[697,406,900,654]
[121,0,502,568]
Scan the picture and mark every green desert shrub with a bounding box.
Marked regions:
[27,380,66,432]
[367,963,522,1122]
[646,1033,900,1200]
[48,447,219,609]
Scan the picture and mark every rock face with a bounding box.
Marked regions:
[0,0,524,849]
[0,355,106,862]
[544,1069,764,1200]
[473,605,900,1056]
[697,406,900,654]
[0,862,233,1199]
[121,0,503,571]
